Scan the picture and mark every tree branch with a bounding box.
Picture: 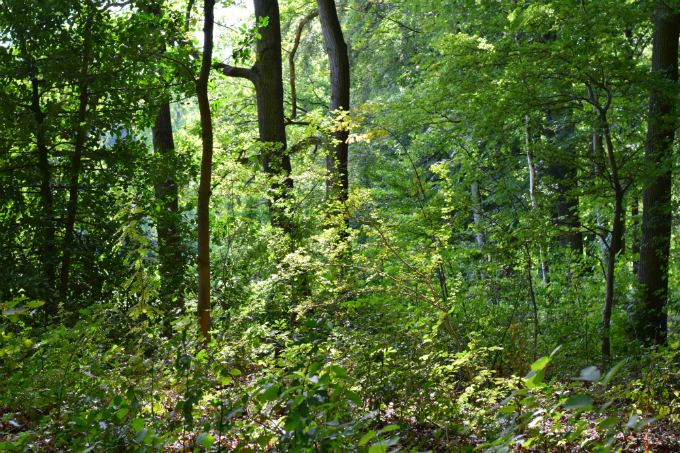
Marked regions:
[213,62,255,83]
[289,10,318,119]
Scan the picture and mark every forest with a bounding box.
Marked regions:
[1,0,680,451]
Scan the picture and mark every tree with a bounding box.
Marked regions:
[635,2,680,346]
[217,0,292,234]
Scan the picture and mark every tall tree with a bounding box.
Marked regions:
[217,0,291,233]
[149,3,184,314]
[316,0,350,203]
[196,0,216,342]
[635,2,680,345]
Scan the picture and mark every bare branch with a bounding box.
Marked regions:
[213,62,255,83]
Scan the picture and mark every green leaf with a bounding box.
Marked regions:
[25,300,45,308]
[564,394,593,409]
[332,365,349,379]
[116,408,129,420]
[598,416,619,430]
[378,424,399,435]
[130,418,144,431]
[601,359,626,387]
[530,356,551,370]
[358,430,376,446]
[260,384,279,402]
[573,366,600,382]
[135,428,148,443]
[625,414,639,428]
[230,369,242,376]
[635,417,658,432]
[197,432,214,447]
[524,369,545,388]
[284,411,301,432]
[345,389,362,405]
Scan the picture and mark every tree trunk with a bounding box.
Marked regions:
[149,0,183,315]
[317,0,350,202]
[31,78,56,311]
[544,110,583,261]
[217,0,291,233]
[289,10,318,120]
[254,0,291,232]
[636,2,680,345]
[525,115,549,284]
[600,113,625,358]
[593,132,609,265]
[195,0,216,343]
[59,31,90,300]
[153,102,183,313]
[631,198,640,275]
[602,190,623,357]
[471,181,485,247]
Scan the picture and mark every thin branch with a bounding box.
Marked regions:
[289,10,318,119]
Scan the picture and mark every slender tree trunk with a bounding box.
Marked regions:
[593,132,609,265]
[317,0,350,202]
[525,115,549,284]
[60,31,90,300]
[544,109,583,262]
[636,2,680,345]
[289,10,318,120]
[632,198,640,275]
[471,181,485,247]
[600,114,625,358]
[602,190,623,357]
[195,0,216,343]
[31,79,56,311]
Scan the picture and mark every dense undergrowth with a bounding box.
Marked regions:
[2,292,679,452]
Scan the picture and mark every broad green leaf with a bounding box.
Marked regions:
[564,394,593,409]
[530,356,551,370]
[573,366,600,382]
[601,359,626,387]
[260,384,279,402]
[25,300,45,308]
[358,430,376,446]
[598,416,619,430]
[116,408,129,420]
[378,424,399,435]
[135,428,148,443]
[284,411,301,432]
[345,389,362,405]
[524,369,545,388]
[130,418,144,431]
[625,414,639,428]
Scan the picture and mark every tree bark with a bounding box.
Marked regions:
[471,181,484,247]
[289,10,318,120]
[152,102,183,312]
[253,0,291,232]
[544,110,583,261]
[631,198,640,275]
[149,0,183,314]
[317,0,350,202]
[59,29,90,300]
[31,78,56,311]
[600,111,626,358]
[636,2,680,345]
[525,115,549,284]
[195,0,216,343]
